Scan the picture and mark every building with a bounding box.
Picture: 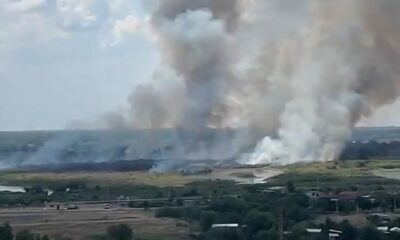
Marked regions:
[306,228,342,240]
[212,223,240,228]
[258,186,286,195]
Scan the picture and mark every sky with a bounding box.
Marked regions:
[0,0,159,131]
[0,0,399,131]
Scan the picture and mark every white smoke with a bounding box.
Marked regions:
[101,0,400,165]
[246,0,400,164]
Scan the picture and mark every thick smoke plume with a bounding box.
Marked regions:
[110,0,400,165]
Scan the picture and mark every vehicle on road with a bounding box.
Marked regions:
[66,204,79,210]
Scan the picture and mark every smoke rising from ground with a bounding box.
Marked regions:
[247,0,400,164]
[105,0,400,165]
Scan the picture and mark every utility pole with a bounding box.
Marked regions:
[279,207,284,240]
[356,199,360,213]
[107,185,109,201]
[335,199,339,213]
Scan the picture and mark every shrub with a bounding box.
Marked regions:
[0,223,13,240]
[155,207,183,218]
[200,211,216,231]
[106,224,133,240]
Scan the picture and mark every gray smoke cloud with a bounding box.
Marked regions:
[247,0,400,164]
[104,0,400,166]
[151,0,241,130]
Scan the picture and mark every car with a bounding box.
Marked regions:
[104,204,110,209]
[66,204,79,210]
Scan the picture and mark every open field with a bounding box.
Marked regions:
[283,160,400,176]
[0,171,191,187]
[186,167,283,184]
[269,160,400,190]
[0,166,284,188]
[373,168,400,181]
[1,206,191,240]
[0,160,399,189]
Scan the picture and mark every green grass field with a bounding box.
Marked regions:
[0,171,190,187]
[1,159,400,194]
[269,160,400,191]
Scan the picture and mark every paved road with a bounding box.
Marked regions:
[0,196,204,213]
[0,203,129,213]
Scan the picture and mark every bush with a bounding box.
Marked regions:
[339,220,358,240]
[253,230,278,240]
[286,181,296,193]
[244,210,274,237]
[0,223,13,240]
[106,224,133,240]
[209,198,246,214]
[359,225,382,240]
[200,211,216,231]
[155,207,183,218]
[142,201,149,210]
[286,206,311,223]
[184,207,202,220]
[16,230,35,240]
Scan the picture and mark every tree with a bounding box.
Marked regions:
[0,223,13,240]
[244,210,274,237]
[142,201,149,210]
[155,207,182,218]
[388,232,400,240]
[41,235,50,240]
[210,198,246,214]
[287,206,311,223]
[106,224,133,240]
[253,230,278,240]
[287,226,307,240]
[293,193,310,208]
[203,228,244,240]
[16,230,35,240]
[357,197,373,212]
[359,226,381,240]
[287,181,296,193]
[176,198,183,206]
[200,211,216,231]
[338,220,358,240]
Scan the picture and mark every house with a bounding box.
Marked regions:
[306,228,322,234]
[368,213,390,224]
[258,186,286,195]
[390,227,400,233]
[212,223,240,228]
[337,191,364,201]
[377,226,389,234]
[306,229,342,240]
[329,229,343,238]
[307,191,322,199]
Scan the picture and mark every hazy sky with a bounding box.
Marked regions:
[0,0,159,131]
[0,0,398,131]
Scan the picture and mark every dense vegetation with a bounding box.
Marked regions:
[154,182,400,240]
[341,141,400,160]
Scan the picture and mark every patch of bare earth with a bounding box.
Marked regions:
[2,208,191,240]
